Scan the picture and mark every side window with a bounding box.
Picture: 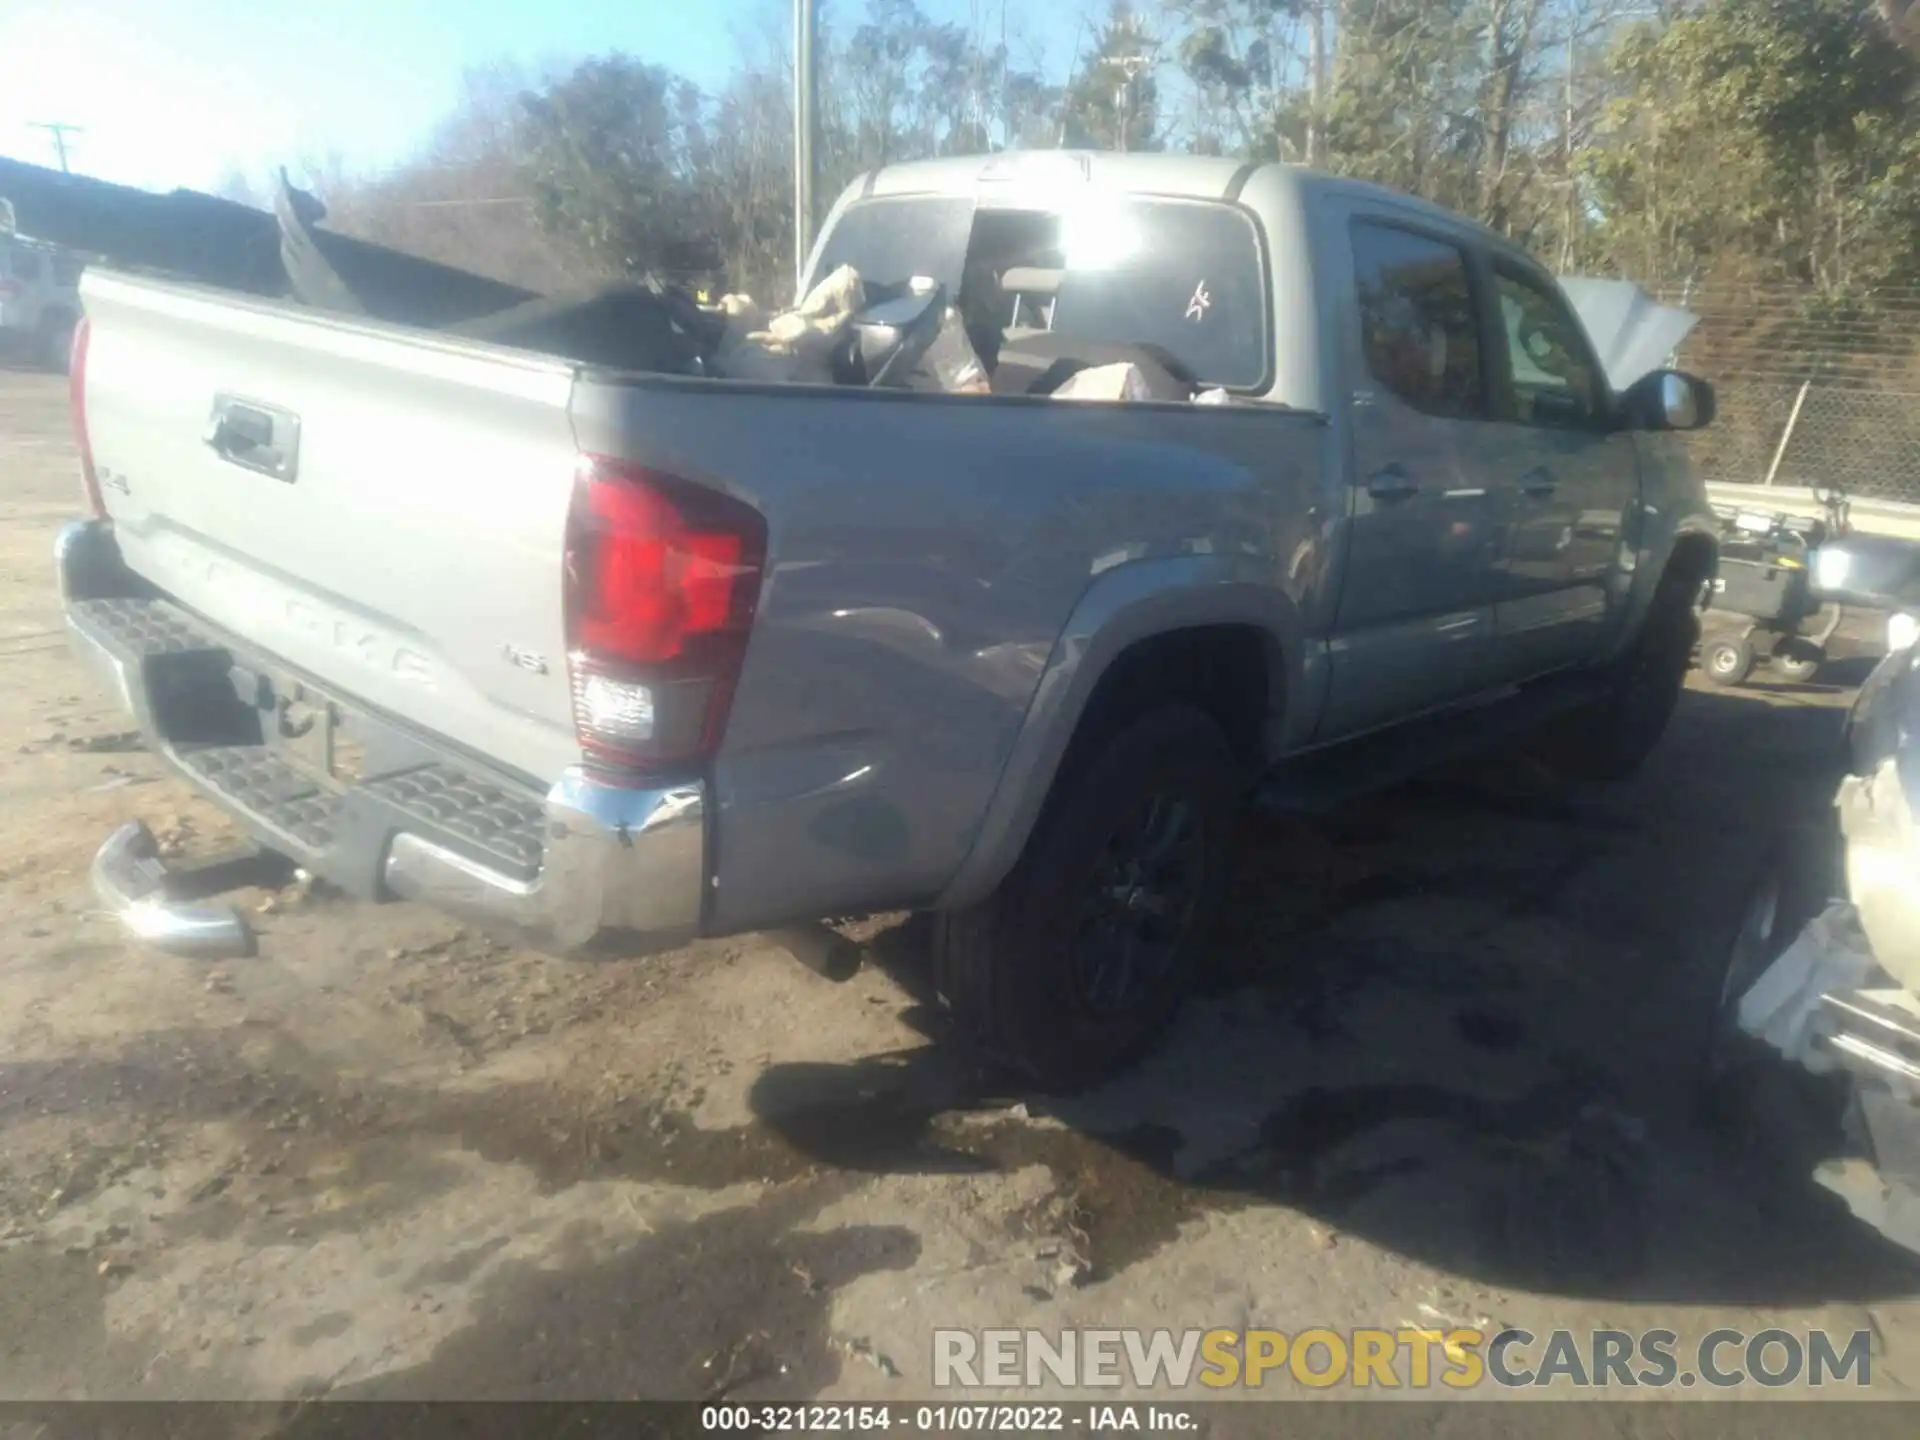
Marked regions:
[1349,221,1486,420]
[1493,267,1603,428]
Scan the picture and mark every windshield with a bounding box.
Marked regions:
[813,195,1268,390]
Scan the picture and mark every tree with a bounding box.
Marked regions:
[517,54,717,277]
[288,0,1918,319]
[304,64,597,290]
[1062,3,1166,151]
[1166,0,1332,163]
[1320,1,1482,211]
[1584,0,1920,292]
[1472,0,1550,228]
[1879,0,1920,53]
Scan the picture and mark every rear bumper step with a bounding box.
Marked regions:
[57,519,707,957]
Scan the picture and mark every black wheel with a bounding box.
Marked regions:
[1771,639,1824,684]
[1702,636,1756,688]
[932,705,1240,1090]
[1529,563,1700,782]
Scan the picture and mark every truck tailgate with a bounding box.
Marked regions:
[79,270,584,783]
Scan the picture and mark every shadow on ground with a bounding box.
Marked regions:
[746,681,1920,1309]
[7,670,1913,1407]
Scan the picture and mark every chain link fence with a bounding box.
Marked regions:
[1682,381,1920,503]
[1652,283,1920,506]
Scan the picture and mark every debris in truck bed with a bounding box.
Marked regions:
[1051,362,1158,403]
[990,333,1196,400]
[715,266,866,384]
[454,278,724,375]
[922,307,991,395]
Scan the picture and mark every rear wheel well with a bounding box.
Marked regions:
[1058,626,1273,788]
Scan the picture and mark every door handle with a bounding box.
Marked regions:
[1365,464,1419,502]
[205,394,300,481]
[1520,467,1557,497]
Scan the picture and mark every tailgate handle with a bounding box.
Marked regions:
[205,395,300,482]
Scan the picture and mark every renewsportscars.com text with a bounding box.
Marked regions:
[932,1327,1874,1391]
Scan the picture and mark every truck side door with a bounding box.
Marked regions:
[1319,217,1504,740]
[1483,261,1640,680]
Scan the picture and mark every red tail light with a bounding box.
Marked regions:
[563,455,766,779]
[0,279,20,298]
[69,316,106,519]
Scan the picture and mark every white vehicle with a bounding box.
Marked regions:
[0,235,83,371]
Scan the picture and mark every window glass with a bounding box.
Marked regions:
[1350,222,1485,419]
[818,196,1268,389]
[1047,200,1267,389]
[1494,269,1603,427]
[809,197,978,298]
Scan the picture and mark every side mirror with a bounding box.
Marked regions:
[1622,369,1715,432]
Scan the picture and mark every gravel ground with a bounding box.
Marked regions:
[2,362,1917,1416]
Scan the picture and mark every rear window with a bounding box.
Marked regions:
[1047,200,1267,390]
[811,196,977,297]
[812,195,1269,391]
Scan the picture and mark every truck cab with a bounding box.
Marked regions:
[806,153,1717,741]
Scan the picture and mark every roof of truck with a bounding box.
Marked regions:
[853,151,1507,250]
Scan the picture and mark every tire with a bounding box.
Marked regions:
[932,705,1241,1091]
[1702,636,1755,688]
[1770,639,1824,684]
[1530,564,1701,783]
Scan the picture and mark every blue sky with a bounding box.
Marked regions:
[0,1,1096,195]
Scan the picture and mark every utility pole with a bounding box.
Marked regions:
[1307,1,1328,166]
[794,0,819,298]
[1560,30,1577,272]
[28,122,82,174]
[1115,56,1149,153]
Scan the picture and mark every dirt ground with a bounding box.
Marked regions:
[3,362,1918,1413]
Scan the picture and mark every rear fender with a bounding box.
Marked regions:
[935,555,1315,911]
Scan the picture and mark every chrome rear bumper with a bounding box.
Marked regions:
[60,519,707,957]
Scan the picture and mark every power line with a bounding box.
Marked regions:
[26,121,82,174]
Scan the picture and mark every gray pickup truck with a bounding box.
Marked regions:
[59,152,1721,1086]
